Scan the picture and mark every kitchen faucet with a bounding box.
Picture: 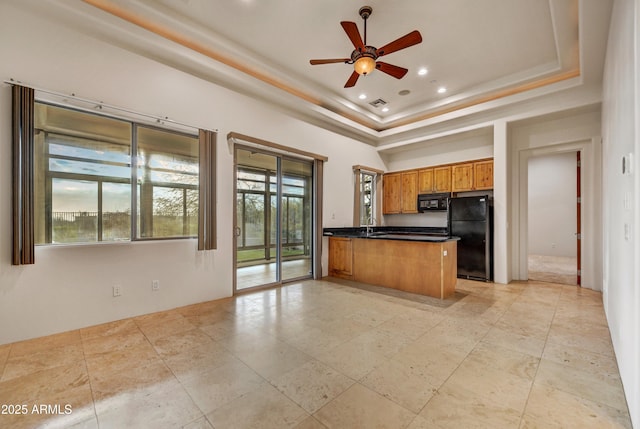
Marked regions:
[366,215,377,236]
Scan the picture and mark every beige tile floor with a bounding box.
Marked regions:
[528,254,578,286]
[237,258,312,290]
[0,278,631,429]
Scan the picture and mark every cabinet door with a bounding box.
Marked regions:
[401,171,418,213]
[433,166,452,192]
[418,168,434,193]
[474,159,494,190]
[328,237,353,278]
[383,173,402,214]
[452,163,474,192]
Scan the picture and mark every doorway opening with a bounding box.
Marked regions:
[234,146,314,291]
[527,151,580,285]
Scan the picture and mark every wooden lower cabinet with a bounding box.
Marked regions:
[328,237,457,299]
[328,237,353,279]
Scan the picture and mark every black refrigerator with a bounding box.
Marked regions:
[449,196,493,281]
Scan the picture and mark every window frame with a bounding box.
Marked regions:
[359,170,376,226]
[34,101,200,246]
[352,165,383,228]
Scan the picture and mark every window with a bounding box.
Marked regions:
[352,165,382,228]
[235,165,311,263]
[359,171,376,226]
[34,102,199,244]
[136,126,199,238]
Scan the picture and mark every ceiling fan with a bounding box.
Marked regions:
[310,6,423,88]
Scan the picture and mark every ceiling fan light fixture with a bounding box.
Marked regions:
[354,56,376,75]
[309,6,422,88]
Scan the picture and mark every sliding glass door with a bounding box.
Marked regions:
[234,147,313,291]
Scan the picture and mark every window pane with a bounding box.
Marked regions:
[102,183,131,241]
[244,193,265,246]
[237,193,244,248]
[360,172,376,226]
[48,138,130,165]
[34,103,132,245]
[186,189,199,236]
[151,186,186,238]
[237,171,266,191]
[49,157,131,179]
[51,179,98,243]
[136,126,198,239]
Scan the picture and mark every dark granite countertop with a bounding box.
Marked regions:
[323,227,459,243]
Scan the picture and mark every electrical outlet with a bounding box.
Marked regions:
[113,285,122,297]
[152,280,160,291]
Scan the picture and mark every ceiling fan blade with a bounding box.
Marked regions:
[377,30,423,57]
[344,71,360,88]
[376,62,408,79]
[310,58,351,65]
[341,21,365,50]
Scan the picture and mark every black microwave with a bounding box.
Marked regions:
[417,193,450,212]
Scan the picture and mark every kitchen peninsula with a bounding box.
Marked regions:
[324,227,459,299]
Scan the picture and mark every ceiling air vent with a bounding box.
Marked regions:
[369,98,387,108]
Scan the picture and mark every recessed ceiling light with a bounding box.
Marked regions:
[398,89,411,96]
[358,94,367,100]
[418,68,428,76]
[382,107,389,112]
[437,87,447,94]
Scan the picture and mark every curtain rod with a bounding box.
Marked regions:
[4,79,218,133]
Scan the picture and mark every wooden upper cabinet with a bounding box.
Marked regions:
[383,171,418,214]
[383,173,402,214]
[401,171,418,213]
[418,168,434,193]
[433,166,452,193]
[384,158,493,214]
[419,166,451,193]
[474,159,494,190]
[452,163,474,192]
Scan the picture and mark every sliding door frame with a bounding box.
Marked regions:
[233,143,318,294]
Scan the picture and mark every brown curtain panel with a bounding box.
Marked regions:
[313,159,324,280]
[198,129,217,250]
[12,85,35,265]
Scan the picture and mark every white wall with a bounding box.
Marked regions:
[527,152,577,257]
[601,0,640,426]
[380,128,494,172]
[0,3,385,344]
[509,109,602,290]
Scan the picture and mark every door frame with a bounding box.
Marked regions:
[516,137,602,289]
